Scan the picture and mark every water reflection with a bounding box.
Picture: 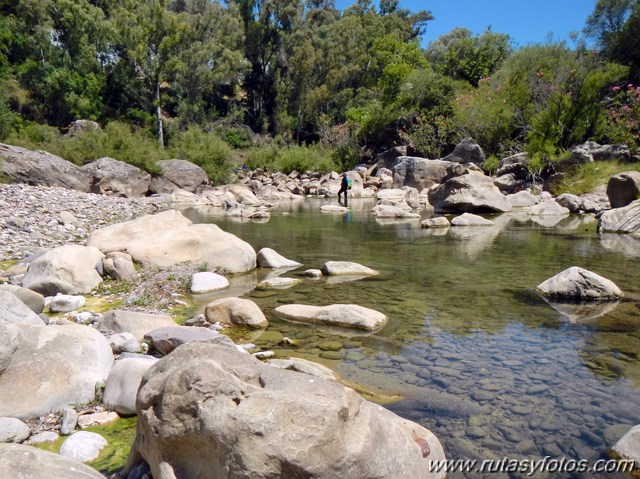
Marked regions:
[186,199,640,478]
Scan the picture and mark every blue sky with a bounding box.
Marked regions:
[335,0,597,48]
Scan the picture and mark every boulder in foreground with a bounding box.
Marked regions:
[536,267,623,301]
[612,424,640,471]
[0,323,113,420]
[116,342,445,479]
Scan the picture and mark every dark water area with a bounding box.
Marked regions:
[183,198,640,478]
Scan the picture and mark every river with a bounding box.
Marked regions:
[183,197,640,479]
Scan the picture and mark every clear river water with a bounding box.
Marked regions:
[182,198,640,479]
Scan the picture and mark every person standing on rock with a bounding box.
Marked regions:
[338,173,350,206]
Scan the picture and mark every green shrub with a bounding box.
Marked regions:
[481,154,500,175]
[244,145,280,170]
[274,145,339,174]
[169,127,233,184]
[553,160,640,196]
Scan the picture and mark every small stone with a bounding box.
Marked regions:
[0,417,30,443]
[48,294,86,313]
[59,431,108,463]
[191,272,229,294]
[60,408,78,435]
[26,431,60,445]
[77,411,119,429]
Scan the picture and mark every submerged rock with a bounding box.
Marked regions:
[320,261,379,276]
[273,304,388,331]
[256,248,302,269]
[450,213,494,227]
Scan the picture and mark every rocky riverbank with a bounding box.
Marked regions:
[0,183,160,261]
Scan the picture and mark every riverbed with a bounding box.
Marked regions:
[184,197,640,479]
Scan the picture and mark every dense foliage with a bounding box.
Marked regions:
[0,0,638,183]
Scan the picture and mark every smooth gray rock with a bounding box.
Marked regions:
[428,172,513,213]
[372,204,420,218]
[392,157,454,190]
[204,298,268,329]
[304,269,323,278]
[257,277,302,289]
[529,199,570,216]
[598,199,640,236]
[104,357,158,416]
[506,191,539,208]
[59,431,107,463]
[0,292,44,326]
[190,272,229,293]
[144,326,235,355]
[87,210,256,273]
[376,146,407,170]
[149,159,209,194]
[0,323,113,420]
[117,342,445,479]
[60,408,78,436]
[0,143,91,192]
[450,213,494,227]
[256,248,302,268]
[443,137,486,164]
[26,431,59,445]
[21,245,104,295]
[81,156,151,198]
[0,417,30,443]
[98,310,177,341]
[49,294,86,313]
[267,358,338,381]
[321,261,379,276]
[0,284,45,314]
[612,424,640,469]
[108,332,143,354]
[102,252,137,281]
[0,443,107,478]
[537,266,623,300]
[273,304,388,331]
[607,171,640,209]
[421,217,450,229]
[320,205,349,213]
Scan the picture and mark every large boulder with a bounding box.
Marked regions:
[81,157,151,198]
[0,443,108,479]
[273,304,388,332]
[375,146,407,171]
[0,284,45,314]
[104,357,158,415]
[392,157,453,190]
[428,172,513,213]
[86,210,256,273]
[0,292,44,326]
[0,143,90,192]
[570,141,631,166]
[117,342,445,479]
[598,200,640,236]
[21,245,104,295]
[443,137,485,164]
[0,417,30,443]
[98,310,177,341]
[536,267,623,301]
[149,159,209,194]
[606,171,640,209]
[0,323,113,420]
[204,297,268,329]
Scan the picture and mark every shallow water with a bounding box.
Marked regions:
[183,198,640,478]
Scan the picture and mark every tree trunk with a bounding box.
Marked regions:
[155,82,164,147]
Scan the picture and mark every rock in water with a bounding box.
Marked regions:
[256,247,302,268]
[537,267,623,300]
[117,342,446,479]
[273,303,387,331]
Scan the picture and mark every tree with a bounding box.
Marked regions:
[584,0,638,50]
[427,28,512,87]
